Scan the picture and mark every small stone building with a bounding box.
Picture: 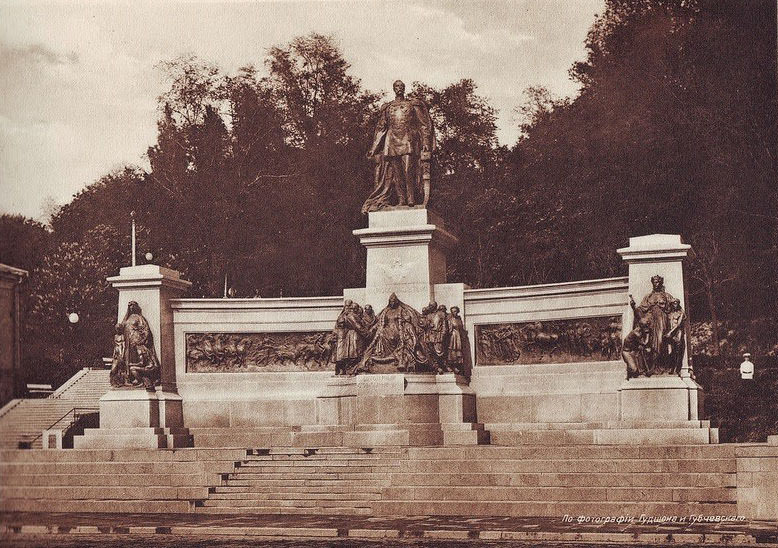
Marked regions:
[0,263,27,407]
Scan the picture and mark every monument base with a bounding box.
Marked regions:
[618,375,703,421]
[74,388,192,449]
[294,373,488,446]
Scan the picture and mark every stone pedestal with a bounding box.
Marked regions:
[617,234,692,377]
[107,264,191,391]
[299,373,488,446]
[75,265,193,449]
[75,388,192,449]
[619,376,703,422]
[351,208,458,312]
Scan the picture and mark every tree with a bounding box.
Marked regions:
[508,0,776,316]
[0,214,50,273]
[25,224,128,385]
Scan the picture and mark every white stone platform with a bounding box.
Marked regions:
[75,388,192,449]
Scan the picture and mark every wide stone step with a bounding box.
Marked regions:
[236,464,397,474]
[0,498,193,514]
[372,500,738,517]
[242,454,401,462]
[398,458,736,474]
[2,473,210,487]
[404,445,736,460]
[489,428,716,446]
[226,475,389,489]
[195,505,371,515]
[381,486,737,503]
[199,498,372,509]
[0,461,202,474]
[214,484,384,494]
[207,491,380,501]
[389,472,736,488]
[229,471,392,481]
[0,485,208,500]
[0,448,246,463]
[482,421,712,430]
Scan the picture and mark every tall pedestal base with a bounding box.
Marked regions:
[614,375,715,444]
[297,373,488,447]
[75,389,192,449]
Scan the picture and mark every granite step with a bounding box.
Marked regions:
[404,444,736,460]
[0,485,208,500]
[380,486,737,503]
[388,472,737,488]
[235,464,396,474]
[397,458,737,474]
[198,498,373,509]
[194,505,372,515]
[0,461,203,474]
[212,484,384,494]
[0,498,194,514]
[207,491,380,501]
[226,472,393,481]
[489,428,717,445]
[2,473,211,487]
[372,500,738,517]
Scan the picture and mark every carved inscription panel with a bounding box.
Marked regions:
[186,332,335,373]
[475,316,622,366]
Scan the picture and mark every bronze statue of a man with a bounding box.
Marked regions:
[362,80,435,213]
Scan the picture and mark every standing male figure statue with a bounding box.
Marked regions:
[362,80,435,213]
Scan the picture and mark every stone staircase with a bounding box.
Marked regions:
[195,447,403,515]
[0,369,110,449]
[374,445,739,517]
[0,443,747,518]
[0,448,242,513]
[50,368,112,402]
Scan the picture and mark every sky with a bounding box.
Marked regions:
[0,0,604,221]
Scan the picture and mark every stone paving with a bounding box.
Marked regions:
[1,512,776,546]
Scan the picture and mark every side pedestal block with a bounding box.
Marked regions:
[488,375,715,446]
[75,388,193,449]
[293,373,488,447]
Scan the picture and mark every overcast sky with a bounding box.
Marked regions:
[0,0,603,221]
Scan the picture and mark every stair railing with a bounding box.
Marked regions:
[19,406,99,449]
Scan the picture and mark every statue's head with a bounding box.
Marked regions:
[127,301,141,315]
[650,275,664,291]
[393,80,405,96]
[343,299,353,310]
[388,292,399,308]
[364,304,373,315]
[450,306,460,316]
[114,323,124,334]
[437,304,447,313]
[670,298,681,310]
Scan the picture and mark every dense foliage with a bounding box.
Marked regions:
[1,2,774,392]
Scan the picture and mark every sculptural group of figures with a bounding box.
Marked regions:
[622,275,687,378]
[109,301,160,388]
[332,293,467,376]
